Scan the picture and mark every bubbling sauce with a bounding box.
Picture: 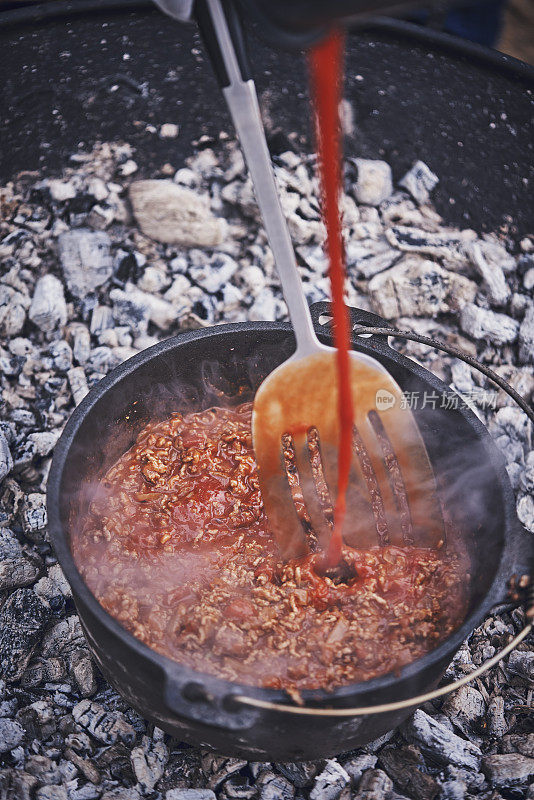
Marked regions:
[73,403,469,691]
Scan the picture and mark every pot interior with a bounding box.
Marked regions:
[61,325,505,632]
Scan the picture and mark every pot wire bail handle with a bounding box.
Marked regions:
[235,326,533,717]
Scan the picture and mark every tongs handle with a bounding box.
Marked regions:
[195,0,320,356]
[195,0,250,87]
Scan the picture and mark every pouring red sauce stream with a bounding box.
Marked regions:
[309,30,353,568]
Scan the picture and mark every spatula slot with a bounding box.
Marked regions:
[306,427,334,525]
[367,410,413,545]
[351,425,389,546]
[281,432,320,552]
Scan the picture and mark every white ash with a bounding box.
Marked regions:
[58,230,113,300]
[398,160,439,205]
[29,276,67,334]
[129,180,228,247]
[350,159,393,206]
[460,303,520,345]
[0,139,532,799]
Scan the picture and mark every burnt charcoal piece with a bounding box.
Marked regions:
[72,699,136,745]
[0,589,51,682]
[113,251,141,287]
[379,745,439,800]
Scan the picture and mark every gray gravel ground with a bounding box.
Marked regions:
[0,136,532,800]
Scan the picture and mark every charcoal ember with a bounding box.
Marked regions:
[482,753,534,787]
[379,745,439,800]
[362,730,396,754]
[505,733,534,758]
[351,159,393,206]
[136,264,171,295]
[0,717,25,752]
[41,617,94,692]
[460,303,520,345]
[275,761,320,788]
[524,267,534,291]
[201,754,247,790]
[66,367,89,407]
[0,768,38,800]
[0,527,22,559]
[86,346,123,375]
[109,287,149,336]
[401,709,482,769]
[385,225,474,267]
[0,588,51,681]
[0,428,13,483]
[64,747,100,783]
[519,451,534,494]
[90,304,114,335]
[35,786,69,800]
[287,211,324,245]
[29,276,68,333]
[165,791,216,800]
[21,492,48,540]
[368,257,476,319]
[506,650,534,684]
[113,249,144,286]
[219,773,257,798]
[95,740,135,782]
[478,235,518,274]
[221,179,259,219]
[48,563,72,598]
[437,780,466,799]
[130,180,227,247]
[10,409,37,428]
[341,754,377,785]
[486,695,507,738]
[309,759,349,800]
[256,770,295,800]
[0,283,30,337]
[248,288,278,322]
[398,160,439,205]
[25,753,62,783]
[129,734,168,791]
[21,656,66,688]
[189,252,239,294]
[442,685,486,735]
[70,324,91,365]
[445,765,487,793]
[517,493,534,532]
[101,788,142,800]
[158,748,203,791]
[469,241,511,306]
[58,229,112,299]
[64,730,93,753]
[114,284,176,330]
[68,648,97,697]
[0,551,42,590]
[349,242,402,279]
[352,768,393,800]
[491,406,531,448]
[518,304,534,364]
[72,699,136,745]
[16,432,60,469]
[49,340,73,373]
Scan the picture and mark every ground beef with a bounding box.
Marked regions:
[72,402,469,691]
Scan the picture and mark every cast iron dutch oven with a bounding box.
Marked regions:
[47,302,532,760]
[4,0,531,761]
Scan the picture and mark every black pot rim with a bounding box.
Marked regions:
[47,320,516,709]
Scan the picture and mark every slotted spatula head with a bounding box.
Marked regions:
[252,347,445,562]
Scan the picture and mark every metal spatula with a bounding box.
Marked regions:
[159,0,445,561]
